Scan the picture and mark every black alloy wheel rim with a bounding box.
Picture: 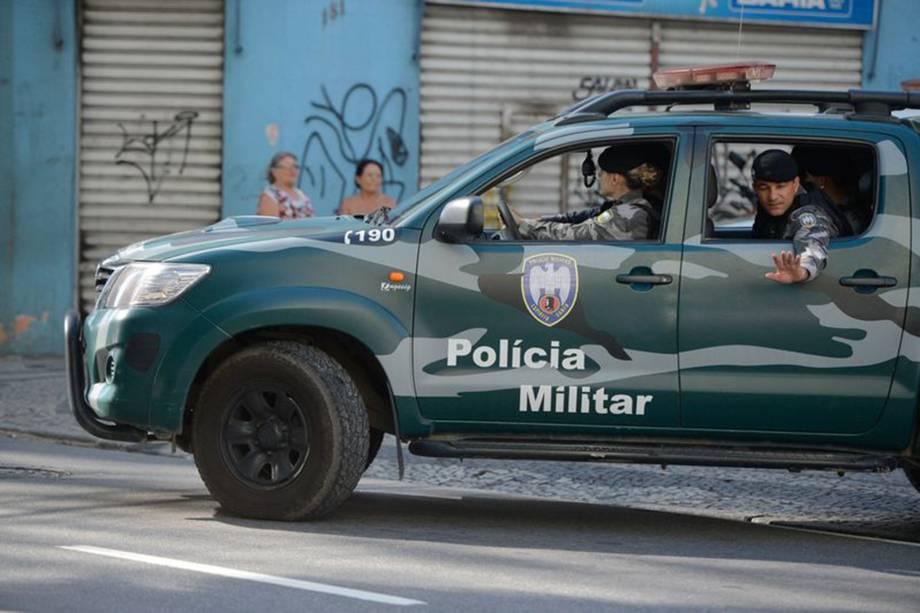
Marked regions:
[221,387,310,488]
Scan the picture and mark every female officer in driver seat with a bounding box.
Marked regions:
[508,143,663,241]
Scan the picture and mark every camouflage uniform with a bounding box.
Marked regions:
[518,190,658,241]
[752,187,842,280]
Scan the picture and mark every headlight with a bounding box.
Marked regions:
[100,263,211,309]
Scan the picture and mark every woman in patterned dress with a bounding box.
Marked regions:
[257,152,315,219]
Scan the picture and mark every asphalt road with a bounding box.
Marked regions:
[1,437,919,612]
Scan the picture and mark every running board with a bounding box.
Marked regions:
[408,439,898,472]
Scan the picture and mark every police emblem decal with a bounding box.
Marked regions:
[799,212,817,229]
[521,253,579,327]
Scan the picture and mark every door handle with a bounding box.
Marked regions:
[839,270,896,294]
[839,276,896,287]
[840,268,898,294]
[616,274,672,286]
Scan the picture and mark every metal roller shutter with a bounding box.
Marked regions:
[420,2,652,210]
[420,5,864,218]
[77,0,224,309]
[659,21,863,92]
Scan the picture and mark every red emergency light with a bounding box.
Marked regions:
[653,63,776,90]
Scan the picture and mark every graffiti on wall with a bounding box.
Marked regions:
[114,110,198,204]
[572,76,639,101]
[299,84,409,211]
[321,0,346,27]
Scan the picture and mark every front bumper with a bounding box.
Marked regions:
[64,310,149,442]
[65,299,231,439]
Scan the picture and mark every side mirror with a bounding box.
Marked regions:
[435,197,484,243]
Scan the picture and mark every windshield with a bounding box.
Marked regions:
[388,129,541,225]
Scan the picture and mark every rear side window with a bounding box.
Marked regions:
[705,140,877,240]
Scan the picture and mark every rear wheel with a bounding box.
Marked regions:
[192,341,368,520]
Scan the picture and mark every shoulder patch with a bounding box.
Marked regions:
[798,212,817,229]
[595,209,614,225]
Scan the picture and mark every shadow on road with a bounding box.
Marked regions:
[205,489,920,578]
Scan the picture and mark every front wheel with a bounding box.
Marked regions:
[192,341,368,521]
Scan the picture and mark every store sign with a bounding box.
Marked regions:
[429,0,876,29]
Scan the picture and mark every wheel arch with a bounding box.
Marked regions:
[177,324,399,453]
[173,288,411,452]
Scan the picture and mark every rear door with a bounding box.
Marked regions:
[678,126,911,434]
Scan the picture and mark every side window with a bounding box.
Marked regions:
[706,140,877,239]
[478,139,674,241]
[480,152,587,233]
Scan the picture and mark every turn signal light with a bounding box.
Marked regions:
[389,271,406,283]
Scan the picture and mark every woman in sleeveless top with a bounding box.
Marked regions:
[257,152,315,220]
[337,159,396,217]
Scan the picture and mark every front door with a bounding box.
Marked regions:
[678,128,910,434]
[412,130,692,435]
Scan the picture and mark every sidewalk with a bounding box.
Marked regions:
[0,355,85,441]
[0,355,176,454]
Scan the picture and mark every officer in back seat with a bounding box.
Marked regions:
[750,149,846,284]
[792,145,872,235]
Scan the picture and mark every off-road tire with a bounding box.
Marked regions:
[365,426,384,470]
[193,341,368,521]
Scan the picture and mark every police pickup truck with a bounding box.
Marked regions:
[66,64,920,520]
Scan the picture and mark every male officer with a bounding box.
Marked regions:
[751,149,843,284]
[510,143,664,241]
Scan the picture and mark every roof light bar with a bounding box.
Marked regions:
[653,63,776,90]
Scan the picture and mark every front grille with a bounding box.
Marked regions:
[95,264,116,294]
[94,261,124,310]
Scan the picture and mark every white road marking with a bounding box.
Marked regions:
[59,546,426,606]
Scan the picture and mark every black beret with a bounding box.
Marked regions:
[598,143,668,174]
[752,149,798,183]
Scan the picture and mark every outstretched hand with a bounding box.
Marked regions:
[765,250,809,284]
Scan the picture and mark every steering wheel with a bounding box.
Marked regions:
[496,189,522,240]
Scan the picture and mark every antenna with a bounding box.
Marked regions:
[736,2,745,59]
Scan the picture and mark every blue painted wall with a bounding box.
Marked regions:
[222,0,422,218]
[0,2,12,352]
[0,0,77,355]
[863,0,920,90]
